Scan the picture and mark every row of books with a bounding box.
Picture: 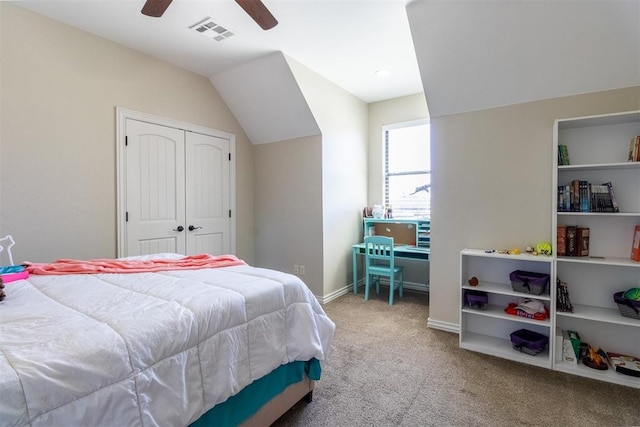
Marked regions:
[557,144,570,166]
[557,226,589,257]
[629,136,640,162]
[557,180,619,213]
[558,224,640,262]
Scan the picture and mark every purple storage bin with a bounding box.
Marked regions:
[613,292,640,320]
[510,329,548,356]
[509,270,549,295]
[464,289,488,310]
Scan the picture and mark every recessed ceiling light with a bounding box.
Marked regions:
[375,69,390,77]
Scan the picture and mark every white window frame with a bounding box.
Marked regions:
[382,118,430,218]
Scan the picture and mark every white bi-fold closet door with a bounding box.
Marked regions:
[119,113,233,257]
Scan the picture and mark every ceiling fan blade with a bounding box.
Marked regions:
[141,0,174,17]
[235,0,278,30]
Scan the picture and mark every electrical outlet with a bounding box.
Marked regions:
[299,265,305,275]
[293,265,299,274]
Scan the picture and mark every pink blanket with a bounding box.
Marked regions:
[24,254,246,275]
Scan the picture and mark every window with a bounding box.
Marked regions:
[383,120,430,218]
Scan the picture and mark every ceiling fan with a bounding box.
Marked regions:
[141,0,278,30]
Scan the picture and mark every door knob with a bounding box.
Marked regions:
[188,225,202,231]
[172,225,184,232]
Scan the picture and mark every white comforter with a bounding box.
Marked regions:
[0,261,335,426]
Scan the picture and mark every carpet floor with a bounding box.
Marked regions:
[272,289,640,427]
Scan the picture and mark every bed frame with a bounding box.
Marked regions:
[192,359,319,427]
[241,377,314,426]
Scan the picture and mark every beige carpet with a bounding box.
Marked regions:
[273,289,640,427]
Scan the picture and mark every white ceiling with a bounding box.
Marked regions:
[10,1,640,119]
[408,0,640,117]
[13,0,423,104]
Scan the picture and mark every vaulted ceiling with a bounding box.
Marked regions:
[408,0,640,117]
[12,1,640,119]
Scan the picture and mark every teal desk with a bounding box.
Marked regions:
[352,243,430,294]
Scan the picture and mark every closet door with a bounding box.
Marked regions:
[125,119,186,255]
[185,132,230,255]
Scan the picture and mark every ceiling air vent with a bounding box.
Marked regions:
[189,17,235,42]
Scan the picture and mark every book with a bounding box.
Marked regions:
[558,144,570,165]
[603,182,619,213]
[566,225,577,257]
[629,136,640,162]
[570,180,580,212]
[557,186,565,212]
[590,184,603,212]
[631,225,640,262]
[593,184,614,212]
[576,227,589,257]
[579,180,589,212]
[556,279,573,312]
[557,225,567,256]
[606,352,640,377]
[562,330,580,364]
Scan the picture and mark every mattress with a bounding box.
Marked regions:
[0,255,335,426]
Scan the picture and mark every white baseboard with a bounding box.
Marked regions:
[427,318,459,334]
[317,286,352,304]
[317,280,428,305]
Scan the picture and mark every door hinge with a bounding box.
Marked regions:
[229,209,232,218]
[228,153,231,161]
[125,136,128,146]
[126,212,128,222]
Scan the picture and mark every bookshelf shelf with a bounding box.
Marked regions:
[557,256,640,268]
[557,304,640,327]
[460,331,551,369]
[558,162,640,171]
[462,305,552,327]
[554,360,639,389]
[462,281,551,301]
[557,212,640,217]
[552,110,640,389]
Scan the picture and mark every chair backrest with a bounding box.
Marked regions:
[364,235,395,267]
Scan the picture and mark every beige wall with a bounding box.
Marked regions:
[286,56,368,298]
[253,135,324,295]
[0,3,255,263]
[429,86,640,329]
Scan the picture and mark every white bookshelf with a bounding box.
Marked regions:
[458,112,640,389]
[552,111,640,389]
[459,249,554,369]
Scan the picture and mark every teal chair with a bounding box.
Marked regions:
[364,235,404,305]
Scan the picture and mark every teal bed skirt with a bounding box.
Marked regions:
[190,358,322,427]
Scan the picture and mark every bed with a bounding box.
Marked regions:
[0,253,335,426]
